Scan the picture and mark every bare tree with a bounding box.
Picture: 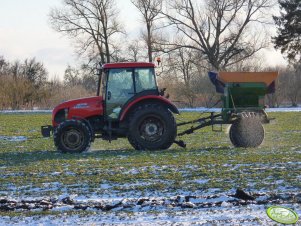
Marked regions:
[168,48,197,106]
[22,58,48,89]
[160,0,273,70]
[167,48,197,86]
[0,56,9,76]
[127,39,145,62]
[131,0,162,62]
[49,0,124,63]
[283,65,301,106]
[64,65,82,87]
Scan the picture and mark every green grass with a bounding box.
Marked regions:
[0,112,300,199]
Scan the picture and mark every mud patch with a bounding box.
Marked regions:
[1,190,300,212]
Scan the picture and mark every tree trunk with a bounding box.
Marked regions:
[147,23,152,63]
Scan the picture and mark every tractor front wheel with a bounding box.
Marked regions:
[54,120,92,153]
[229,112,264,148]
[127,104,177,150]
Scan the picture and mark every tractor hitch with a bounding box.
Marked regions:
[174,140,186,148]
[177,113,224,137]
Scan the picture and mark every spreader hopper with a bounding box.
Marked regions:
[218,72,278,86]
[208,70,278,119]
[209,71,279,94]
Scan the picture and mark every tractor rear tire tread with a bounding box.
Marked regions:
[127,104,177,150]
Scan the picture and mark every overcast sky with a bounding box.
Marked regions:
[0,0,287,79]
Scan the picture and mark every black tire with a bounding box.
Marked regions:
[54,120,92,153]
[229,126,238,147]
[127,104,177,150]
[229,112,265,148]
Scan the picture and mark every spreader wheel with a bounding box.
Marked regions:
[54,120,92,153]
[127,104,177,150]
[229,112,264,148]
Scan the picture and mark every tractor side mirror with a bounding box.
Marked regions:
[159,88,167,96]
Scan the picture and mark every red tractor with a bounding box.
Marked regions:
[42,62,179,153]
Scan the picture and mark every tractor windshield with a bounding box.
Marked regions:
[134,68,157,93]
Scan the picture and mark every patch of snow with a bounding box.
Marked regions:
[0,136,27,142]
[266,107,301,112]
[194,179,209,184]
[180,108,221,113]
[122,168,141,175]
[42,182,61,188]
[2,204,300,225]
[221,201,232,207]
[100,183,112,189]
[50,172,62,176]
[0,110,52,114]
[179,107,301,113]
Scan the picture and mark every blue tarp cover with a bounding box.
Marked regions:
[208,72,225,94]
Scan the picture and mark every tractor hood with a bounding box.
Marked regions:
[52,96,103,126]
[55,96,102,110]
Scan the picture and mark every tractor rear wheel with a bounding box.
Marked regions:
[54,120,92,153]
[229,112,264,148]
[127,104,177,150]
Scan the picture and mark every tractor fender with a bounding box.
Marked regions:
[119,95,179,121]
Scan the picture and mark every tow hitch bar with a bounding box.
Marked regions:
[174,140,186,148]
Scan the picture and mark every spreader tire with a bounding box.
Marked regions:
[127,104,177,150]
[229,112,264,148]
[54,120,92,153]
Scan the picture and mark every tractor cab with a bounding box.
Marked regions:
[99,63,159,119]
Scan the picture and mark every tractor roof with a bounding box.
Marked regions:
[102,62,155,69]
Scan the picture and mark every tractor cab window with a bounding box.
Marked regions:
[134,68,157,93]
[106,68,135,119]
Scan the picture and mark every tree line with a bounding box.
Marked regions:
[0,56,95,110]
[0,0,300,109]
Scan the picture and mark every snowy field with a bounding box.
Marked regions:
[0,112,300,225]
[1,203,300,225]
[180,107,301,113]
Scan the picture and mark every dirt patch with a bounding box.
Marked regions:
[1,190,300,212]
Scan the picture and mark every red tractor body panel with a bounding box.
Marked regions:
[52,96,103,127]
[119,95,178,121]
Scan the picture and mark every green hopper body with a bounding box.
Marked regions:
[208,71,278,122]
